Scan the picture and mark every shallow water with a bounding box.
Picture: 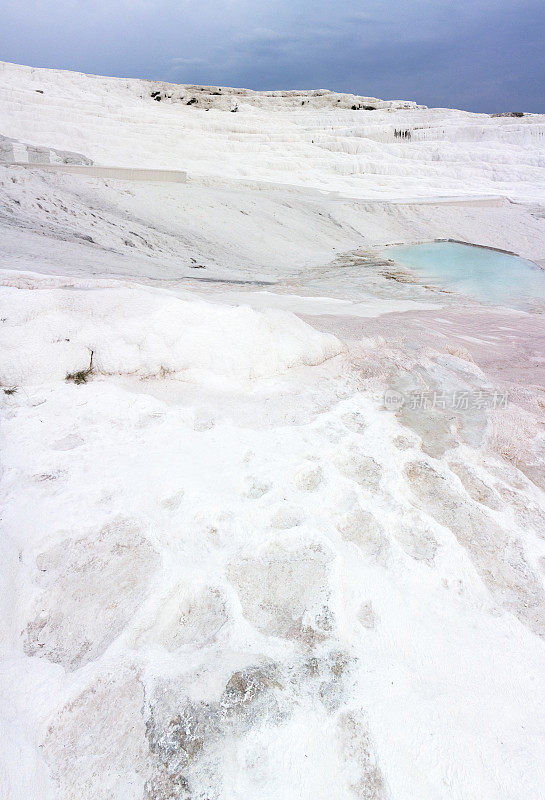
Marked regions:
[386,241,545,309]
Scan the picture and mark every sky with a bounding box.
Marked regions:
[1,0,544,112]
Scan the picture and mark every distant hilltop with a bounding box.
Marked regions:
[144,85,425,112]
[0,60,424,112]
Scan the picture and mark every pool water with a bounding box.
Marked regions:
[385,241,545,309]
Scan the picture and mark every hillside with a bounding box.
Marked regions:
[1,60,545,202]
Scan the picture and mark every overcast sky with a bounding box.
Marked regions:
[1,0,544,112]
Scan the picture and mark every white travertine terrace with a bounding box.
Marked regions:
[1,60,544,202]
[1,61,545,800]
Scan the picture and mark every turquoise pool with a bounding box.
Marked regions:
[386,241,545,309]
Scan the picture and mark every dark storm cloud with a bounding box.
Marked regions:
[0,0,543,112]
